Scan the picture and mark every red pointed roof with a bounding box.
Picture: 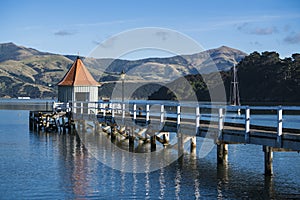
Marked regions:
[58,57,99,86]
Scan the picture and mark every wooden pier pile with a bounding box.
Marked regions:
[74,112,171,152]
[100,120,171,152]
[29,110,75,133]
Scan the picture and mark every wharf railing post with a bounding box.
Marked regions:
[218,107,224,141]
[102,104,106,118]
[160,104,164,124]
[111,103,115,118]
[146,104,150,125]
[177,105,183,155]
[195,106,200,135]
[177,105,181,129]
[245,106,250,143]
[133,104,137,122]
[277,106,283,147]
[52,102,55,112]
[217,107,227,165]
[67,102,70,112]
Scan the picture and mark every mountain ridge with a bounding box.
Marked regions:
[0,42,246,98]
[0,42,54,62]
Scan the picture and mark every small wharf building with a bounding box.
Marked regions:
[57,56,100,114]
[29,56,100,133]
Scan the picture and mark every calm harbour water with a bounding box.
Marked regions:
[0,109,300,199]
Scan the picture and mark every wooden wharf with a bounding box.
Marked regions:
[30,100,300,175]
[29,109,74,133]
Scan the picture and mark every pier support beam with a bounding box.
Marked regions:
[62,116,66,134]
[29,111,34,131]
[111,125,117,142]
[129,128,135,152]
[151,135,156,152]
[177,132,184,156]
[263,146,273,176]
[163,132,169,145]
[190,136,196,154]
[129,136,135,152]
[217,143,228,164]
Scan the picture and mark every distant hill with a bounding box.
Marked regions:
[97,46,246,82]
[0,43,73,98]
[0,42,246,98]
[0,42,52,62]
[1,42,297,104]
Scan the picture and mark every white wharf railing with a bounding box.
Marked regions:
[55,100,300,151]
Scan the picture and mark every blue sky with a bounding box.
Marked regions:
[1,0,299,59]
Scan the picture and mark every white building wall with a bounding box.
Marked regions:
[58,86,98,114]
[73,86,99,114]
[58,86,73,102]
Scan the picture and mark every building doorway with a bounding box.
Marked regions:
[75,92,89,113]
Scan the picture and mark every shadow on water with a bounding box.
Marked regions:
[28,129,300,199]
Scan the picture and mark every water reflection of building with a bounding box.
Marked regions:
[57,133,91,198]
[72,135,89,197]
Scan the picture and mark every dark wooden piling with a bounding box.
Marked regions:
[190,136,196,153]
[217,143,228,165]
[151,135,156,152]
[129,128,135,152]
[263,146,273,176]
[111,125,117,142]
